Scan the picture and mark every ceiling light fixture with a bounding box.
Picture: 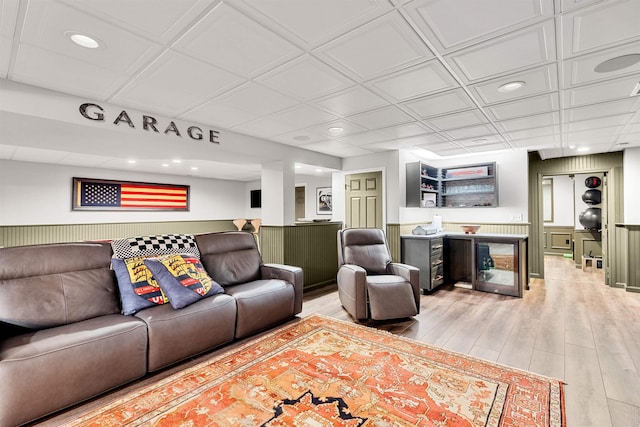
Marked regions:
[191,166,198,171]
[315,168,323,173]
[67,32,100,49]
[497,81,526,92]
[577,147,590,153]
[162,163,169,167]
[127,159,136,164]
[594,54,640,73]
[172,159,182,163]
[328,127,344,134]
[471,138,488,144]
[569,145,576,149]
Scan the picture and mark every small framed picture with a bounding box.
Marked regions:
[316,187,332,215]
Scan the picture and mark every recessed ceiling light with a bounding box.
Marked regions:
[328,127,344,134]
[315,168,323,172]
[172,159,182,163]
[471,138,488,144]
[594,54,640,73]
[67,32,100,49]
[497,81,526,92]
[191,166,198,171]
[295,164,302,169]
[577,147,589,152]
[569,145,576,149]
[127,159,136,164]
[162,163,169,167]
[293,135,310,142]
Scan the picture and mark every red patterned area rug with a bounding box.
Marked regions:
[67,315,564,426]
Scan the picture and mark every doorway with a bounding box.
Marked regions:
[345,171,382,229]
[295,186,305,221]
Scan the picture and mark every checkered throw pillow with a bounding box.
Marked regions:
[111,234,200,259]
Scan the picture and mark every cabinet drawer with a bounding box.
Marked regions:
[430,238,443,250]
[431,247,443,261]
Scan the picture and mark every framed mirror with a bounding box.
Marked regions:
[542,178,553,223]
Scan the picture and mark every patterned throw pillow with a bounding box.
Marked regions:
[111,234,200,259]
[144,254,224,309]
[112,256,169,315]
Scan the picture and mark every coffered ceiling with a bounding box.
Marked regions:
[1,0,639,179]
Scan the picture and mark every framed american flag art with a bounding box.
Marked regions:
[72,178,190,211]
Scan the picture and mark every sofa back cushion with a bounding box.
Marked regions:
[0,243,119,330]
[195,232,261,286]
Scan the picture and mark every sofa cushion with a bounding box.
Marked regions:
[0,315,147,427]
[112,257,169,315]
[111,234,200,259]
[144,254,224,309]
[195,232,261,286]
[0,243,119,329]
[134,294,236,371]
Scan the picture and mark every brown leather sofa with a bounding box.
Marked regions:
[0,231,303,427]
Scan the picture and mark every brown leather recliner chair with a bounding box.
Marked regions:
[337,228,420,321]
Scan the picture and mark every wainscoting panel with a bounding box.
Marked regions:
[262,222,343,289]
[543,226,573,257]
[625,225,640,292]
[0,220,234,247]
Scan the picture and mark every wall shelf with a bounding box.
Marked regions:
[406,161,498,208]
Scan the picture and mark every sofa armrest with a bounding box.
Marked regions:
[387,262,421,314]
[261,264,304,314]
[337,264,368,320]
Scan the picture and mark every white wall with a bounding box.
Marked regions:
[624,147,640,223]
[544,175,574,226]
[0,160,246,225]
[295,173,333,219]
[398,149,529,224]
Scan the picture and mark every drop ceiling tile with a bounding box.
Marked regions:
[58,152,112,166]
[404,0,553,51]
[210,82,299,118]
[445,20,556,82]
[560,0,601,12]
[181,100,257,129]
[234,0,392,49]
[362,140,411,152]
[64,0,212,43]
[564,41,640,87]
[12,44,130,100]
[367,60,458,102]
[174,2,302,78]
[257,55,354,101]
[395,133,449,146]
[471,64,558,105]
[112,51,244,116]
[413,141,461,152]
[562,0,640,57]
[271,130,327,146]
[19,1,162,75]
[496,112,560,132]
[313,86,389,117]
[304,119,368,138]
[431,146,471,156]
[567,128,618,143]
[567,115,633,132]
[376,122,433,139]
[403,88,476,118]
[465,142,511,153]
[0,0,19,79]
[269,104,339,129]
[230,117,294,138]
[303,140,372,157]
[426,109,489,131]
[565,75,640,108]
[316,12,434,80]
[336,131,389,146]
[564,98,640,122]
[510,134,561,148]
[506,125,560,140]
[445,124,499,140]
[456,134,505,146]
[347,106,414,129]
[487,93,559,121]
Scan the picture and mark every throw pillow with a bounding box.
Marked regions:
[111,234,200,259]
[112,257,169,315]
[144,254,224,309]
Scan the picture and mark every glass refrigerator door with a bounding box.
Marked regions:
[475,241,521,297]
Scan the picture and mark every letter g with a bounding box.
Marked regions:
[79,103,104,121]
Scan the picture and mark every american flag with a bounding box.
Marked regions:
[74,178,189,210]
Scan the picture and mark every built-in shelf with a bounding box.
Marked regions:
[406,161,498,208]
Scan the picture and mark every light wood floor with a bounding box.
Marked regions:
[35,256,640,427]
